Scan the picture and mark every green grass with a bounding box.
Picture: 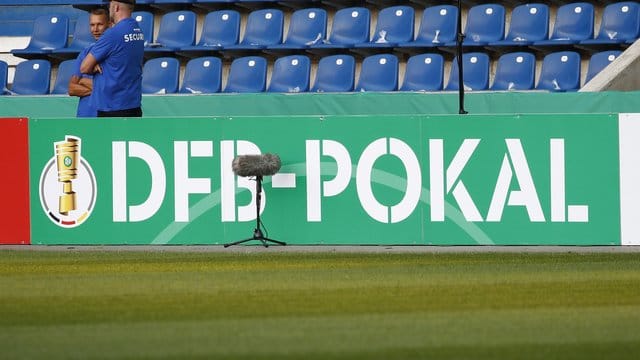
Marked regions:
[1,251,639,359]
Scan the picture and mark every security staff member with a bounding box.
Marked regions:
[80,0,144,117]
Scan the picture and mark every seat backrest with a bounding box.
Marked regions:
[11,59,51,95]
[585,50,622,83]
[180,56,222,94]
[464,4,505,43]
[268,55,310,92]
[224,56,267,93]
[491,52,536,90]
[141,57,180,94]
[327,7,370,45]
[369,5,414,44]
[284,8,327,46]
[549,2,594,41]
[356,54,398,91]
[536,51,581,91]
[198,10,240,47]
[132,11,154,46]
[414,5,457,44]
[67,11,95,50]
[240,9,283,46]
[27,14,69,50]
[595,2,639,41]
[155,10,196,47]
[446,52,490,91]
[0,60,8,94]
[51,59,76,94]
[311,54,355,92]
[400,53,444,91]
[505,3,549,42]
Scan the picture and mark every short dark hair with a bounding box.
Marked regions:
[90,8,109,18]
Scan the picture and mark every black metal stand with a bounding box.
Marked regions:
[457,0,468,115]
[224,175,286,248]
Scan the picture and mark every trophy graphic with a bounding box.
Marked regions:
[55,136,80,215]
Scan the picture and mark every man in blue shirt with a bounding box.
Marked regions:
[80,0,144,117]
[68,8,109,117]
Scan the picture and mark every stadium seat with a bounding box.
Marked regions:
[11,14,69,59]
[146,10,196,55]
[355,54,399,92]
[10,59,51,95]
[398,5,457,49]
[311,54,355,92]
[536,51,581,91]
[223,9,283,50]
[489,3,549,47]
[0,60,8,95]
[580,2,640,46]
[224,56,267,93]
[399,53,444,91]
[446,52,490,91]
[179,10,240,55]
[51,59,76,94]
[445,4,504,46]
[268,55,311,92]
[308,7,370,50]
[53,10,94,57]
[353,6,414,49]
[268,8,327,51]
[490,52,536,91]
[534,3,594,46]
[132,11,154,47]
[180,56,222,94]
[585,50,623,83]
[141,57,180,94]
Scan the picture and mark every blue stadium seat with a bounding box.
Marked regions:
[11,14,69,59]
[446,52,490,91]
[53,10,94,56]
[446,4,504,46]
[268,55,311,92]
[354,6,414,49]
[585,50,623,83]
[180,56,222,94]
[141,57,180,94]
[355,54,399,92]
[399,5,457,49]
[580,2,640,46]
[10,59,51,95]
[311,54,355,92]
[489,3,549,47]
[534,3,594,46]
[536,51,581,91]
[223,9,283,50]
[51,59,76,94]
[224,56,267,93]
[132,11,154,47]
[268,8,327,50]
[490,52,536,91]
[400,53,444,91]
[309,7,370,50]
[0,60,8,95]
[146,11,196,55]
[179,10,240,55]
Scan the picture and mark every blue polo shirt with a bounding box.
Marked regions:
[89,17,144,112]
[74,46,96,117]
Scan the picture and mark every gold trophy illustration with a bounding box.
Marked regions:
[55,136,80,215]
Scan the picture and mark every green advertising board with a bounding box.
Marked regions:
[28,114,637,245]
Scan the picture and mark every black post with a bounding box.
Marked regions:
[456,0,468,114]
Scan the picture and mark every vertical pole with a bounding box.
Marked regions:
[457,0,468,114]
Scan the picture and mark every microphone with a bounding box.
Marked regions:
[232,153,281,177]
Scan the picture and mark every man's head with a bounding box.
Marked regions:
[89,8,109,40]
[109,1,135,24]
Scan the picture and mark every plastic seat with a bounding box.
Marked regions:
[51,59,76,94]
[269,8,326,50]
[534,3,594,46]
[141,57,180,94]
[132,11,154,47]
[268,55,310,92]
[223,9,283,50]
[311,54,355,92]
[581,2,639,46]
[446,52,490,91]
[399,5,457,48]
[585,50,622,83]
[180,56,222,94]
[489,3,549,46]
[11,14,69,59]
[0,60,8,95]
[309,7,370,49]
[355,54,399,92]
[10,60,51,95]
[400,53,444,91]
[224,56,267,93]
[179,10,240,54]
[354,6,414,49]
[146,10,196,55]
[536,51,581,91]
[53,11,94,56]
[446,4,504,46]
[490,52,536,90]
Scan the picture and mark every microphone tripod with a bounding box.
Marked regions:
[224,175,286,248]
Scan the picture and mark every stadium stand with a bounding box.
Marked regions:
[355,54,399,92]
[11,14,69,59]
[580,2,640,47]
[50,58,75,94]
[141,57,180,94]
[585,50,623,83]
[224,56,267,93]
[488,3,549,48]
[223,9,283,51]
[10,59,51,95]
[398,5,457,50]
[178,10,240,56]
[446,52,490,91]
[310,54,355,92]
[445,4,504,47]
[533,2,595,47]
[268,55,311,92]
[132,11,154,48]
[51,10,93,58]
[267,8,326,51]
[145,10,197,56]
[399,53,444,91]
[536,51,582,91]
[180,56,222,94]
[490,52,536,91]
[0,60,8,95]
[353,5,414,51]
[308,7,370,51]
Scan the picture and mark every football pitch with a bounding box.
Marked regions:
[1,250,639,359]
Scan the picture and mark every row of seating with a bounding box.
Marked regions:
[1,50,622,95]
[11,2,640,61]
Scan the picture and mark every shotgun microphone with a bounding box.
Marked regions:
[232,153,281,177]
